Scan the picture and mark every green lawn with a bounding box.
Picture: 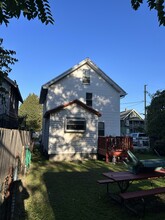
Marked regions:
[20,148,165,220]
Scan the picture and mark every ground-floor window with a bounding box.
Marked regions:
[65,117,86,133]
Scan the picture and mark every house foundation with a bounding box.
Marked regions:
[49,152,97,161]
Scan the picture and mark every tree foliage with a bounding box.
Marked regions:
[19,93,42,131]
[0,0,54,93]
[0,38,18,92]
[147,90,165,153]
[131,0,165,26]
[0,0,54,26]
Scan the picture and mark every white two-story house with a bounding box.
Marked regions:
[39,58,127,161]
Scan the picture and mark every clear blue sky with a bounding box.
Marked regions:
[1,0,165,116]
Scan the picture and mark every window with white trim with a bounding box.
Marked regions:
[86,93,92,107]
[65,117,86,133]
[98,122,105,136]
[82,70,90,84]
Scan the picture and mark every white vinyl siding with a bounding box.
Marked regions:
[48,103,98,155]
[45,64,121,136]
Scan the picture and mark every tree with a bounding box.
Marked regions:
[0,1,54,80]
[0,38,18,92]
[131,0,165,26]
[0,1,54,97]
[0,0,54,26]
[19,93,42,131]
[147,90,165,153]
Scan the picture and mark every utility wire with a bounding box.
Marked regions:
[121,101,143,105]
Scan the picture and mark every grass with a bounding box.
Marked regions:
[18,147,165,220]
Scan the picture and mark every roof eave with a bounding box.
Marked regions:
[4,76,23,103]
[44,99,101,118]
[86,59,127,97]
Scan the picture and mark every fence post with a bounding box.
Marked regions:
[105,137,109,163]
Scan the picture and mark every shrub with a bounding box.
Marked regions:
[154,139,165,156]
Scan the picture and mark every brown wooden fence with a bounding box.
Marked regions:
[98,136,133,162]
[0,128,32,201]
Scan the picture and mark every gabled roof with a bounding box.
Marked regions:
[44,99,101,118]
[3,76,23,103]
[120,109,143,121]
[39,58,127,103]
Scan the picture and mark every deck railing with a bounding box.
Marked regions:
[98,136,133,162]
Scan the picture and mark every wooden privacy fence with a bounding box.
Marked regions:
[0,128,32,201]
[98,136,133,163]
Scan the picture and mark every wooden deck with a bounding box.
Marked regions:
[98,136,133,162]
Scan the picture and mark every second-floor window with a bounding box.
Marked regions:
[86,93,92,107]
[82,70,90,84]
[98,122,105,136]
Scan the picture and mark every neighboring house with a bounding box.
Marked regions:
[0,76,23,129]
[39,58,127,160]
[120,109,145,135]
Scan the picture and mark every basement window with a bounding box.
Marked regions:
[65,117,86,133]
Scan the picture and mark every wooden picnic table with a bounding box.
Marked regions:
[101,169,165,216]
[103,169,165,192]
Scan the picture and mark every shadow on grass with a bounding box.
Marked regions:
[26,146,165,220]
[12,180,29,220]
[43,170,124,220]
[0,180,29,220]
[42,167,165,220]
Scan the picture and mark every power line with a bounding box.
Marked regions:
[121,101,143,105]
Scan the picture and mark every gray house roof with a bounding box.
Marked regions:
[120,109,143,121]
[39,58,127,104]
[4,76,23,103]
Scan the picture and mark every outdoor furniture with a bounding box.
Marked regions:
[119,187,165,216]
[97,179,114,193]
[99,169,165,216]
[126,150,165,174]
[103,169,165,192]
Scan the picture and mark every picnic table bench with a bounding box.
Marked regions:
[97,179,114,192]
[97,169,165,217]
[119,187,165,216]
[120,186,165,200]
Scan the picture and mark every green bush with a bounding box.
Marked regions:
[154,139,165,156]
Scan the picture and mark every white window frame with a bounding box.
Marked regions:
[65,117,86,133]
[82,70,90,84]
